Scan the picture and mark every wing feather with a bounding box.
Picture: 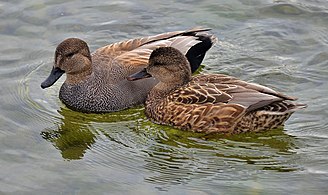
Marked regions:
[168,74,294,112]
[93,28,213,72]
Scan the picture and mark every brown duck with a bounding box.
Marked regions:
[128,47,307,134]
[41,28,216,113]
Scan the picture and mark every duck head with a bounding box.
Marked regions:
[127,47,192,85]
[41,38,92,89]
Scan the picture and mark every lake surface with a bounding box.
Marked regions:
[1,0,327,194]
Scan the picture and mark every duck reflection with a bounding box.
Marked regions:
[137,124,298,188]
[40,106,143,160]
[41,108,96,160]
[40,104,298,189]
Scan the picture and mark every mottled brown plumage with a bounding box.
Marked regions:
[128,47,307,134]
[41,28,216,113]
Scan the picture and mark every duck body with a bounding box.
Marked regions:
[128,47,306,134]
[58,56,158,113]
[41,28,216,113]
[145,74,304,134]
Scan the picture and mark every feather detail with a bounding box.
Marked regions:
[95,28,216,72]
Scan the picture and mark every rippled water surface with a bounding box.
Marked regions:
[1,0,328,194]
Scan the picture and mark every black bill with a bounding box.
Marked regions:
[41,67,65,89]
[127,68,152,81]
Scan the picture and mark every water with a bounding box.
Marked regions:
[1,0,327,194]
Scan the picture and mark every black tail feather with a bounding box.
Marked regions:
[186,34,215,73]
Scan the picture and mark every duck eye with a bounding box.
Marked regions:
[66,52,75,58]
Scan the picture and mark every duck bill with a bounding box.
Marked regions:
[127,68,152,81]
[41,67,65,89]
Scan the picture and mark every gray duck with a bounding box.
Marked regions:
[128,47,307,134]
[41,28,216,113]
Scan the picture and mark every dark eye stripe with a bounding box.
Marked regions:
[66,52,76,58]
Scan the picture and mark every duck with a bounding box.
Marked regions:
[41,28,216,113]
[127,47,307,134]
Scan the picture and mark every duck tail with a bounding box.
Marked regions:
[288,103,307,112]
[185,31,217,73]
[259,101,307,116]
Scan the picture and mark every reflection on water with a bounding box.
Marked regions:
[140,127,298,189]
[40,110,97,160]
[41,102,299,190]
[40,106,144,160]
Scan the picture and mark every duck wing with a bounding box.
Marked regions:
[95,28,216,73]
[193,74,297,100]
[169,74,295,112]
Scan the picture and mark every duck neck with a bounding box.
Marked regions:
[66,68,93,85]
[148,79,188,102]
